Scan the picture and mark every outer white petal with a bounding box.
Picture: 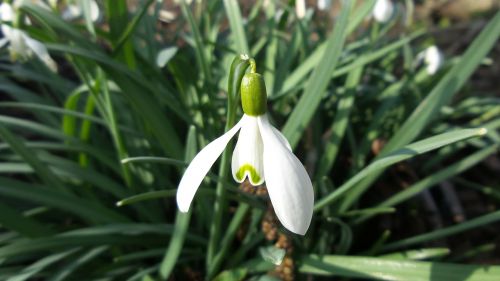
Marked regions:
[0,3,14,38]
[317,0,331,11]
[0,37,8,48]
[258,115,314,235]
[424,46,443,75]
[89,0,100,22]
[295,0,306,19]
[271,126,292,152]
[23,35,57,71]
[373,0,393,23]
[0,3,13,22]
[231,115,265,186]
[61,4,81,21]
[9,29,29,58]
[176,118,244,212]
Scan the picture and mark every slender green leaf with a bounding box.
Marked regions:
[341,11,500,211]
[379,248,450,261]
[0,124,66,193]
[48,246,108,281]
[282,0,352,148]
[314,128,487,211]
[382,209,500,252]
[0,177,128,223]
[7,249,78,281]
[0,202,53,237]
[159,126,196,278]
[357,145,498,223]
[223,0,249,54]
[300,255,500,280]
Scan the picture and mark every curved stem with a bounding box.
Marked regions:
[206,55,252,270]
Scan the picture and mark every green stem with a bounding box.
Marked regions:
[206,55,252,270]
[207,203,250,279]
[100,69,133,189]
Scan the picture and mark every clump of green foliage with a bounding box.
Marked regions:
[0,0,499,280]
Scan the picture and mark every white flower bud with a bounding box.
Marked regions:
[373,0,394,23]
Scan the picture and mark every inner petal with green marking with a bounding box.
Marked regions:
[231,115,265,186]
[235,163,262,185]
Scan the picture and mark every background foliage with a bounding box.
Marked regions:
[0,0,499,280]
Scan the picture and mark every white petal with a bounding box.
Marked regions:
[9,29,29,58]
[0,37,8,48]
[0,3,14,38]
[373,0,393,23]
[317,0,331,11]
[90,0,100,22]
[258,115,314,235]
[176,118,244,212]
[424,46,443,75]
[271,126,292,152]
[0,3,14,22]
[295,0,306,19]
[61,5,81,21]
[23,35,57,72]
[231,115,265,186]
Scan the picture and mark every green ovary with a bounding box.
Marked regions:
[235,164,262,184]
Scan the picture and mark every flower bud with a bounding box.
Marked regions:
[241,72,267,116]
[373,0,394,23]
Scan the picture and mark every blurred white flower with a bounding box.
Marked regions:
[176,72,314,235]
[373,0,394,23]
[317,0,331,11]
[416,45,444,75]
[295,0,306,19]
[0,2,57,71]
[61,0,100,22]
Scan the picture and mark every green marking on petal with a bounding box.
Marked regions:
[235,164,261,184]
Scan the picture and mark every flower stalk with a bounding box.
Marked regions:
[206,54,253,268]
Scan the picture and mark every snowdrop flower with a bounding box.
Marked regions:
[373,0,394,23]
[176,68,314,235]
[416,45,444,75]
[295,0,306,19]
[61,0,100,22]
[317,0,331,11]
[0,2,57,71]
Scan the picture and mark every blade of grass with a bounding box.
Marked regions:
[113,0,154,55]
[159,126,196,278]
[0,177,128,223]
[104,0,136,68]
[282,0,353,148]
[6,248,79,281]
[299,254,500,280]
[355,145,498,223]
[340,11,500,211]
[379,248,450,261]
[316,66,363,180]
[384,12,500,154]
[274,29,422,100]
[100,70,133,188]
[48,246,108,281]
[382,209,500,252]
[180,0,212,81]
[0,202,54,237]
[314,128,487,212]
[0,124,67,193]
[116,190,177,207]
[208,203,251,279]
[223,0,249,54]
[121,156,186,166]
